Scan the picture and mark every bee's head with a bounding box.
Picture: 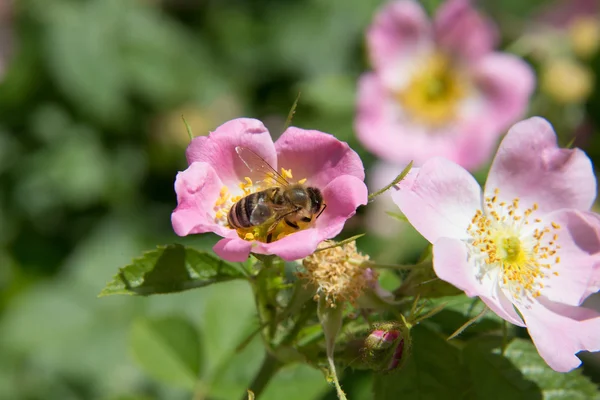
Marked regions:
[306,187,324,215]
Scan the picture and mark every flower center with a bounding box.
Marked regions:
[396,53,468,127]
[212,168,313,242]
[466,189,561,302]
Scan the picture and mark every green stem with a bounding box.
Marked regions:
[367,161,413,202]
[364,260,431,270]
[245,353,282,400]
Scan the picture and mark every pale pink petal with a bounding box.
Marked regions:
[355,74,500,170]
[252,175,368,261]
[434,237,525,326]
[366,161,407,237]
[519,297,600,372]
[213,237,253,263]
[434,0,497,61]
[354,73,455,165]
[367,0,433,88]
[540,210,600,306]
[450,118,502,171]
[185,118,277,186]
[472,54,535,132]
[576,211,600,298]
[275,127,365,190]
[392,158,481,243]
[171,162,230,237]
[485,117,596,212]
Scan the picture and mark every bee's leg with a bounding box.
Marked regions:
[316,203,327,219]
[284,219,300,229]
[266,217,284,243]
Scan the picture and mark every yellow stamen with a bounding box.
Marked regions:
[468,188,562,301]
[396,53,468,127]
[281,168,293,180]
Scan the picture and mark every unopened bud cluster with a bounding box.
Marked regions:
[361,322,410,372]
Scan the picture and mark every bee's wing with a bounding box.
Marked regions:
[235,146,289,187]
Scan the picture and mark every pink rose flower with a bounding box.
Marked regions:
[356,0,535,170]
[392,117,600,372]
[171,118,368,262]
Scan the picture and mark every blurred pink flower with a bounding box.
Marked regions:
[393,117,600,372]
[356,0,535,170]
[172,118,367,262]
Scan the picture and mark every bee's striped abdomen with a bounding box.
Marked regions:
[228,191,271,229]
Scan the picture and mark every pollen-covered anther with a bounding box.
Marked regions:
[299,241,372,307]
[467,189,561,301]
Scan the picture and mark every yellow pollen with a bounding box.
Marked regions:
[396,53,468,127]
[280,168,293,180]
[239,177,254,195]
[468,188,562,300]
[244,232,255,240]
[298,178,307,184]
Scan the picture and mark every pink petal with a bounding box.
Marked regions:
[367,0,433,88]
[274,127,365,190]
[253,174,368,261]
[519,297,600,372]
[171,162,230,237]
[315,174,368,237]
[366,161,407,237]
[185,118,277,186]
[576,211,600,298]
[434,0,498,61]
[485,117,597,213]
[354,74,453,165]
[355,74,501,170]
[253,228,322,261]
[540,210,600,306]
[392,158,481,243]
[433,237,525,326]
[213,237,253,263]
[472,53,535,132]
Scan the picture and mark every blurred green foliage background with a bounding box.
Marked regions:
[0,0,599,399]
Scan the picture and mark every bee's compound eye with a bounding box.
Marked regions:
[307,187,323,208]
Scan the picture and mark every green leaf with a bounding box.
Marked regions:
[130,316,202,389]
[99,244,245,297]
[422,295,506,338]
[397,265,462,298]
[504,339,600,400]
[373,325,467,400]
[463,337,541,400]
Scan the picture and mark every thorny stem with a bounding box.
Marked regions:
[244,353,283,400]
[367,161,413,202]
[328,355,348,400]
[447,305,489,341]
[363,260,431,270]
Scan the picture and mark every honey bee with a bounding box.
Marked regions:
[227,146,326,243]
